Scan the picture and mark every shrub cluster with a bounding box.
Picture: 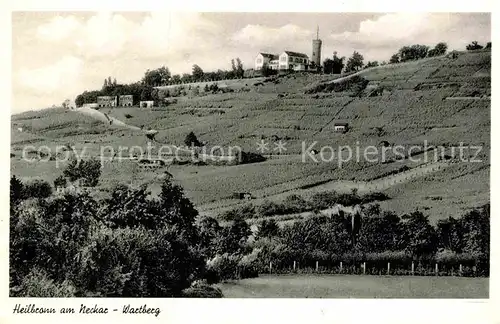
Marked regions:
[250,203,489,276]
[305,75,369,95]
[9,176,232,297]
[220,190,389,221]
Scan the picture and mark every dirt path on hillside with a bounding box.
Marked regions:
[75,107,142,131]
[314,55,444,88]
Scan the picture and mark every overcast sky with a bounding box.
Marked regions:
[12,12,490,113]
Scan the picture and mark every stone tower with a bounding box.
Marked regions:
[312,26,322,68]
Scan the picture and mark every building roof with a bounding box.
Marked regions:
[334,122,349,126]
[259,53,279,59]
[283,51,309,58]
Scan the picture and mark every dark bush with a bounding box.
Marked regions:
[220,204,255,221]
[305,75,369,95]
[184,131,202,147]
[182,282,223,298]
[258,200,285,217]
[240,151,266,164]
[10,178,209,297]
[23,179,52,199]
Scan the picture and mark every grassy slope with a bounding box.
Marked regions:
[218,274,488,298]
[11,50,490,222]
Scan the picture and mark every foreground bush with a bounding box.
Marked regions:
[12,268,76,297]
[206,254,241,282]
[10,176,209,297]
[182,281,223,298]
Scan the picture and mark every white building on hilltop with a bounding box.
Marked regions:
[279,51,309,71]
[255,51,309,71]
[255,53,279,70]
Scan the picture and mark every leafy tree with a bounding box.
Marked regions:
[79,158,102,187]
[157,179,200,243]
[236,58,244,78]
[398,44,429,62]
[62,158,101,187]
[466,41,484,51]
[436,216,464,253]
[364,61,379,68]
[486,42,491,49]
[199,217,222,257]
[231,59,236,75]
[433,42,448,55]
[171,74,181,84]
[140,87,153,101]
[23,179,53,199]
[184,131,202,147]
[323,58,334,74]
[142,66,171,86]
[61,99,71,109]
[389,54,400,64]
[358,211,403,252]
[345,51,364,72]
[256,219,280,239]
[75,90,101,107]
[346,210,362,248]
[63,158,80,182]
[53,175,67,189]
[192,65,204,81]
[214,216,251,254]
[460,204,489,257]
[428,42,447,57]
[332,53,345,74]
[181,73,192,84]
[323,53,346,74]
[400,211,438,257]
[10,175,24,207]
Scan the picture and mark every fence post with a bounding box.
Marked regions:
[411,262,415,275]
[363,262,366,275]
[340,261,343,273]
[293,261,296,271]
[316,261,319,272]
[459,264,463,276]
[387,262,390,275]
[269,261,272,274]
[435,263,439,276]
